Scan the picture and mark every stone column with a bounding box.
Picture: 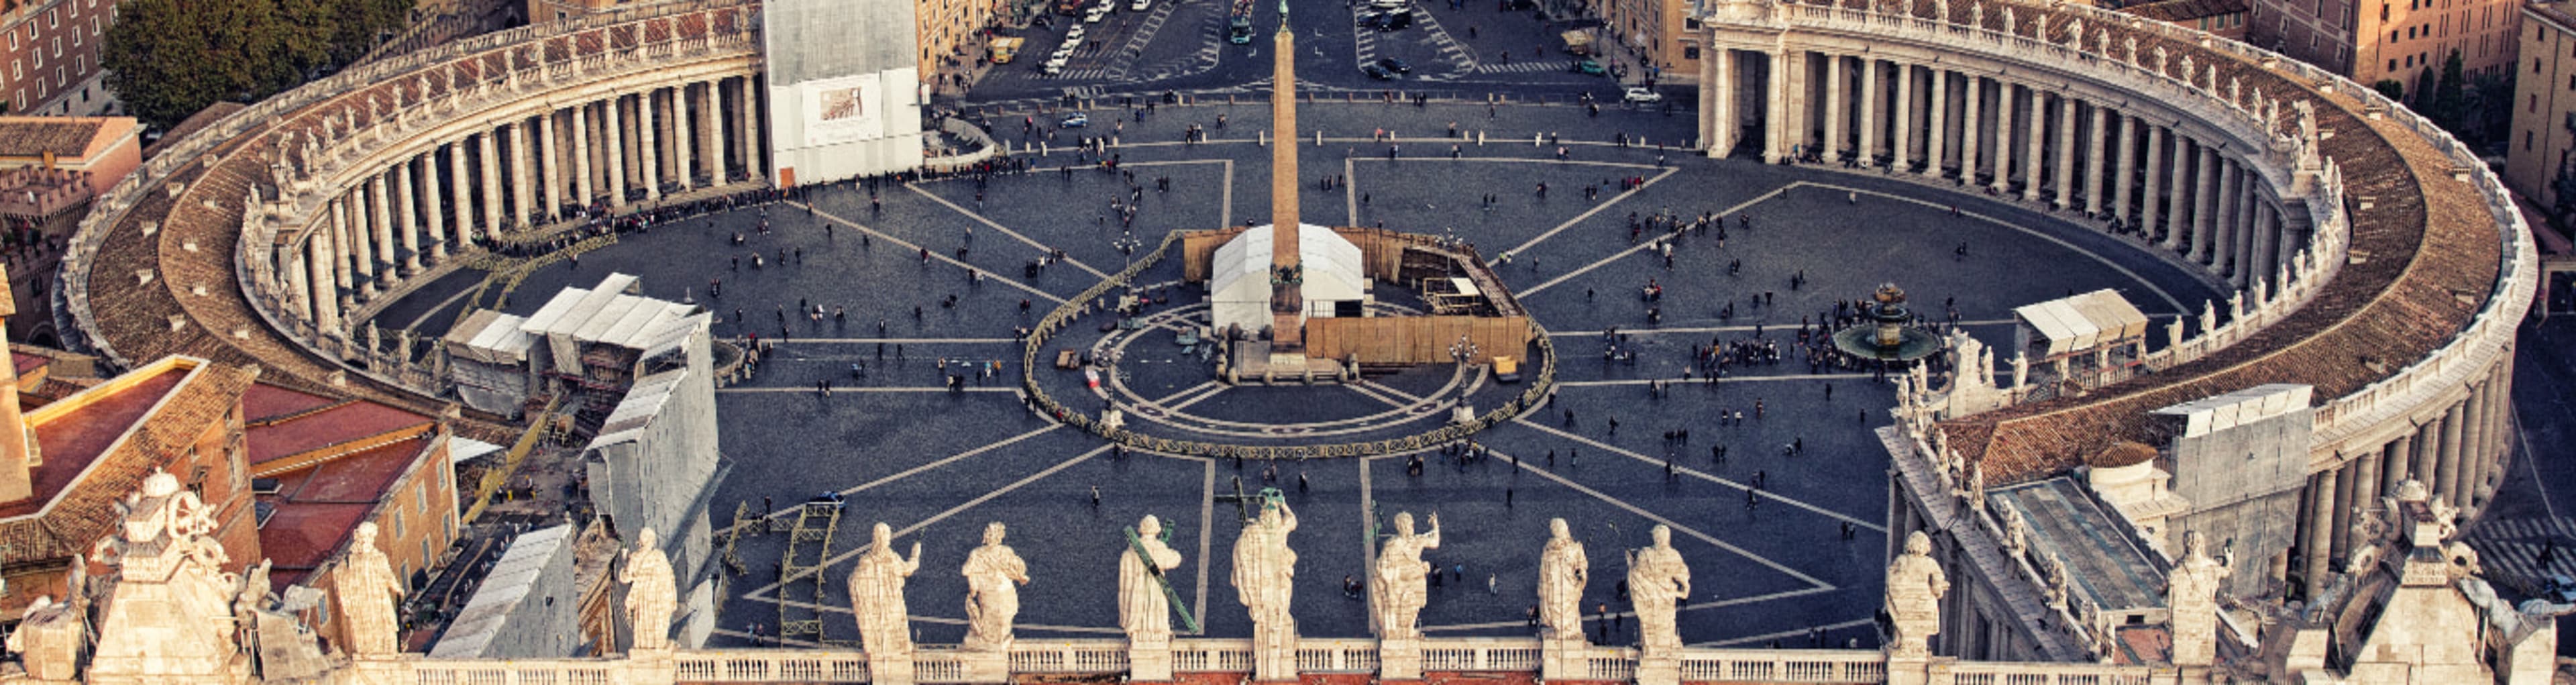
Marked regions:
[511,121,535,231]
[2029,90,2055,203]
[372,175,407,272]
[421,154,449,262]
[331,197,359,308]
[737,74,760,176]
[2143,127,2163,242]
[447,142,472,250]
[1989,82,2015,194]
[574,101,596,207]
[2163,135,2190,250]
[394,159,422,264]
[2438,401,2467,509]
[308,231,343,333]
[1824,54,1845,162]
[539,110,561,219]
[639,88,662,199]
[1893,62,1915,171]
[2302,471,2337,600]
[606,93,629,207]
[343,192,376,298]
[1762,50,1791,162]
[2253,201,2279,293]
[2084,105,2108,215]
[672,85,697,187]
[1859,57,1882,166]
[2411,419,2442,498]
[480,130,503,239]
[2190,144,2218,263]
[2213,161,2241,276]
[2113,115,2139,221]
[1924,68,1948,177]
[2239,179,2265,287]
[2385,433,2414,494]
[2462,379,2491,511]
[2481,362,2517,504]
[1959,76,1982,184]
[282,244,310,324]
[2349,445,2382,555]
[2047,93,2074,206]
[2328,463,2357,566]
[704,80,728,182]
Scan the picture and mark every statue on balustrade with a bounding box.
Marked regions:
[335,521,405,657]
[1626,525,1692,651]
[1120,515,1185,643]
[1232,496,1299,639]
[851,523,923,655]
[1538,518,1590,640]
[962,522,1031,651]
[2166,531,2230,667]
[1885,531,1951,657]
[619,527,677,651]
[1371,511,1442,639]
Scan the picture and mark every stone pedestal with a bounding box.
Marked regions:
[1540,633,1589,682]
[1379,637,1422,680]
[1128,635,1175,682]
[1250,625,1297,683]
[1633,649,1679,685]
[871,652,918,685]
[619,648,680,685]
[961,647,1010,683]
[1884,653,1930,685]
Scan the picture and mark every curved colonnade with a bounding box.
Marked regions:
[1691,0,2536,658]
[58,0,767,427]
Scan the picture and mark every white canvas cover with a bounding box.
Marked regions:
[2015,288,2149,358]
[1208,225,1370,331]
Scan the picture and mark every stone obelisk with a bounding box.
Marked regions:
[1268,2,1303,340]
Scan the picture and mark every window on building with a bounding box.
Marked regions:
[2392,30,2400,42]
[46,7,56,28]
[2526,129,2533,151]
[51,38,60,58]
[415,480,427,518]
[53,66,61,87]
[7,30,16,50]
[87,16,95,37]
[392,507,405,539]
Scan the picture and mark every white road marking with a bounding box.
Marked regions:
[1515,419,1889,533]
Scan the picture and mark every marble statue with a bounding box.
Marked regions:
[1371,512,1442,639]
[619,527,677,651]
[1971,3,1982,30]
[1234,498,1299,635]
[1999,501,2031,556]
[1885,531,1950,657]
[961,522,1030,651]
[1935,0,1949,21]
[2167,531,2230,666]
[1234,497,1299,680]
[333,523,405,657]
[1120,515,1185,641]
[2000,7,2015,34]
[850,523,923,655]
[1626,525,1693,651]
[87,470,249,680]
[2200,301,2218,334]
[1538,518,1591,639]
[2153,47,2169,76]
[2125,37,2139,65]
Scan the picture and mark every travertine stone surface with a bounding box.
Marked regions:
[1233,498,1298,681]
[961,522,1030,652]
[620,528,677,653]
[1120,515,1184,682]
[337,522,407,658]
[1627,525,1691,653]
[1884,531,1949,657]
[1370,512,1440,640]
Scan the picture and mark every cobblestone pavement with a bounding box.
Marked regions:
[376,101,2223,649]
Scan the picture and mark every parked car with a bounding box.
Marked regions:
[1570,58,1605,75]
[1623,87,1663,103]
[1084,5,1109,22]
[1130,0,1152,10]
[1377,57,1412,74]
[1369,10,1413,30]
[1360,63,1395,80]
[1042,56,1068,74]
[1061,112,1091,127]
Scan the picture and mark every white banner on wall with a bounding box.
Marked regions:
[800,73,886,146]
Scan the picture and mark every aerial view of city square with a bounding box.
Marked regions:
[0,0,2569,682]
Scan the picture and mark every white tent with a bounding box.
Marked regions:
[2012,288,2150,359]
[1207,225,1368,334]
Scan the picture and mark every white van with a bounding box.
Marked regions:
[1130,0,1151,11]
[1043,56,1069,74]
[1371,0,1405,9]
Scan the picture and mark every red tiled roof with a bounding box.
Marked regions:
[257,437,434,592]
[0,360,254,563]
[254,500,370,590]
[11,352,43,377]
[242,382,339,422]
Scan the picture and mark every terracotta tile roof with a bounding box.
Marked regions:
[258,437,435,592]
[1935,7,2504,484]
[2118,0,2248,23]
[0,118,108,158]
[0,360,255,564]
[243,382,434,470]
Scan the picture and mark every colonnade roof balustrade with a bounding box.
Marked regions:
[1715,0,2532,482]
[56,0,758,438]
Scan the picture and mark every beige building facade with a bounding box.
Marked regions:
[1599,0,1701,82]
[2251,0,2521,87]
[2506,0,2576,210]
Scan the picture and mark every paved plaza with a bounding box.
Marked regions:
[380,99,2223,650]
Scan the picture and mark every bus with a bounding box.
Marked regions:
[1227,0,1253,43]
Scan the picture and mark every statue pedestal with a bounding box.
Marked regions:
[1128,635,1175,682]
[961,647,1011,683]
[1884,651,1931,685]
[1379,637,1423,680]
[1540,633,1589,682]
[871,651,918,685]
[1251,624,1297,683]
[619,648,680,685]
[1633,649,1680,685]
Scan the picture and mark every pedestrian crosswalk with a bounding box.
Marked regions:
[1059,85,1107,99]
[1474,61,1570,74]
[2464,516,2576,591]
[1104,0,1182,80]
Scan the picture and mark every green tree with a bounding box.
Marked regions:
[2373,78,2406,102]
[103,0,410,131]
[2430,50,2469,137]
